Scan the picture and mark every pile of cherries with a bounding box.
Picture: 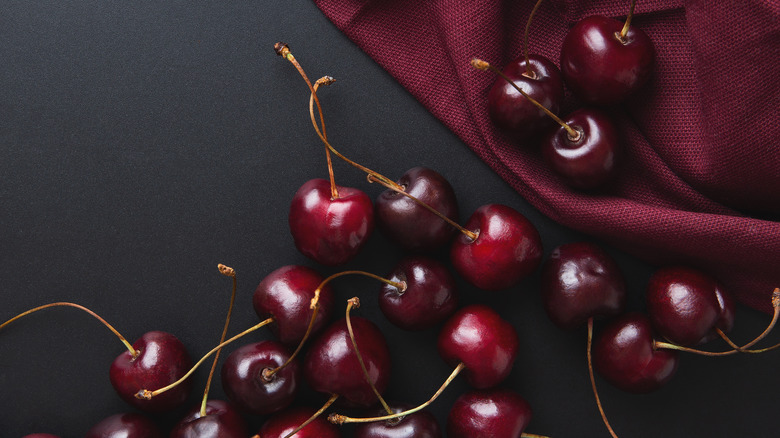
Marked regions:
[7,2,780,437]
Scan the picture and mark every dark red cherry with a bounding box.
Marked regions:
[487,55,564,139]
[109,331,192,413]
[258,406,341,438]
[221,340,299,416]
[541,242,626,330]
[170,400,248,438]
[542,108,619,190]
[354,404,442,438]
[379,256,458,331]
[85,413,163,438]
[450,204,542,291]
[446,388,532,438]
[253,265,335,345]
[438,305,519,389]
[560,15,655,105]
[646,267,735,347]
[593,312,679,393]
[304,316,391,407]
[375,167,459,252]
[289,178,374,266]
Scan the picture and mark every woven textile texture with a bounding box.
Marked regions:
[313,0,780,312]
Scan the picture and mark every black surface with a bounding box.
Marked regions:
[0,1,776,437]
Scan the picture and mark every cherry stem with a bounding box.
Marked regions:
[281,393,339,438]
[470,58,580,140]
[522,434,552,438]
[0,302,138,359]
[262,305,319,381]
[329,362,466,425]
[345,297,394,416]
[523,0,545,78]
[274,42,339,199]
[136,317,274,400]
[199,264,238,417]
[587,318,619,438]
[311,76,339,199]
[619,0,637,41]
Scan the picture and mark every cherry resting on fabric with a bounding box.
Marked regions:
[646,266,735,346]
[450,204,542,290]
[487,55,564,139]
[593,312,679,393]
[541,241,626,329]
[84,413,163,438]
[354,404,442,438]
[375,167,459,252]
[447,388,533,438]
[253,264,335,345]
[259,406,341,438]
[109,330,193,412]
[170,400,248,438]
[560,15,655,105]
[289,178,374,266]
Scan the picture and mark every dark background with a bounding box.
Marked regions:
[0,1,775,437]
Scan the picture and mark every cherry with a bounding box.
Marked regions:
[258,406,341,438]
[375,167,459,252]
[646,266,735,347]
[438,304,519,389]
[446,388,533,438]
[109,330,193,412]
[450,204,542,291]
[541,108,620,190]
[593,312,679,393]
[304,316,391,407]
[541,242,626,330]
[170,400,248,438]
[84,413,163,438]
[253,265,335,345]
[289,178,374,266]
[379,256,458,331]
[560,12,655,105]
[354,404,442,438]
[221,340,300,415]
[487,55,564,139]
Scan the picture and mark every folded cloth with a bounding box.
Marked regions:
[314,0,780,312]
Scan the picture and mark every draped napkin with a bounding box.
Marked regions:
[313,0,780,312]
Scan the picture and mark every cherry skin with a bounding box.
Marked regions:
[541,242,626,330]
[438,304,519,389]
[446,388,532,438]
[646,266,735,347]
[450,204,542,291]
[379,256,458,331]
[487,55,564,139]
[375,167,459,252]
[289,178,374,266]
[304,316,391,407]
[542,108,619,190]
[220,340,299,416]
[84,413,163,438]
[560,15,655,105]
[354,404,442,438]
[253,265,335,345]
[170,400,248,438]
[258,406,341,438]
[109,331,192,413]
[593,312,679,393]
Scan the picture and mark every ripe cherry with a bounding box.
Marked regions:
[375,167,459,252]
[354,404,442,438]
[258,406,341,438]
[84,413,163,438]
[446,388,533,438]
[170,400,248,438]
[450,204,542,291]
[379,256,458,331]
[289,178,374,266]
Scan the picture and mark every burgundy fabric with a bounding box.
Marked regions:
[313,0,780,312]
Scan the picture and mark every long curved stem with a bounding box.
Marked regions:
[329,362,466,425]
[0,302,138,358]
[279,393,339,438]
[523,0,546,77]
[310,76,339,198]
[619,0,638,41]
[588,318,619,438]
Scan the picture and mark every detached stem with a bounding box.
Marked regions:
[523,0,546,77]
[471,58,579,140]
[281,393,339,438]
[0,302,138,358]
[619,0,637,40]
[329,362,466,425]
[588,318,619,438]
